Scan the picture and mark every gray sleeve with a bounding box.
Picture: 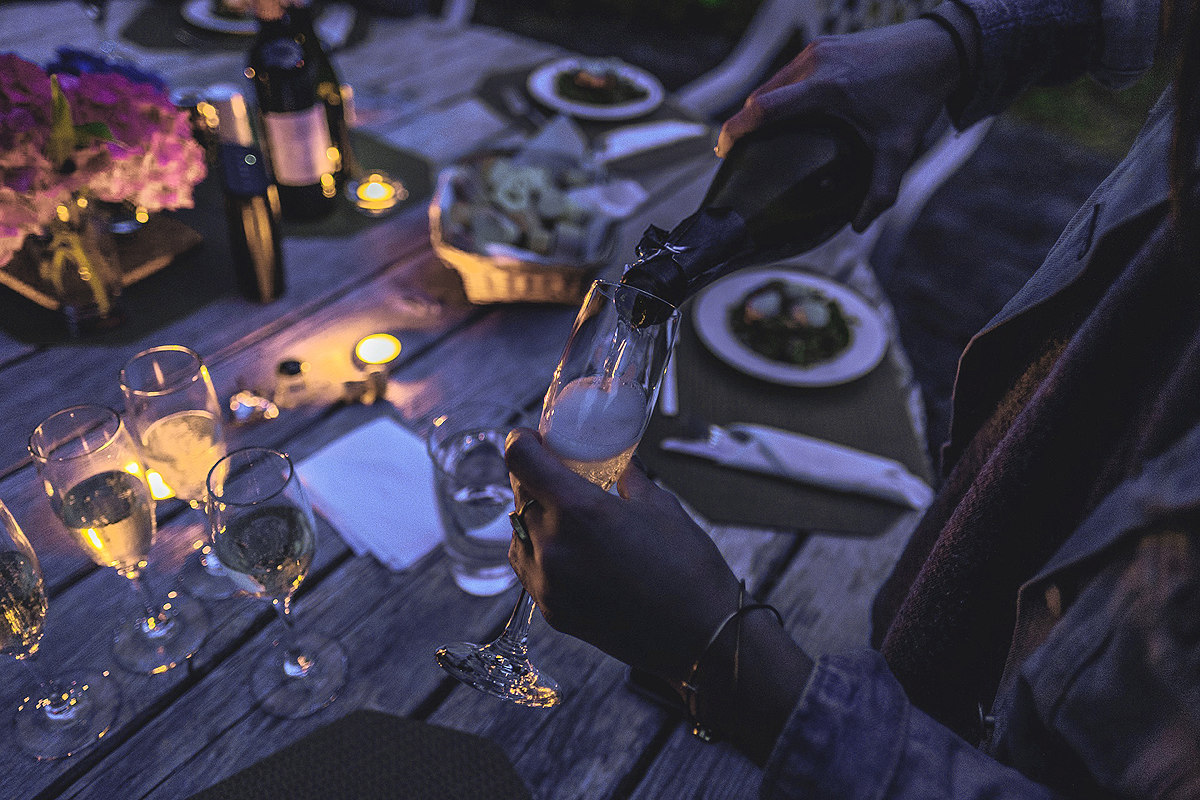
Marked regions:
[926,0,1159,126]
[759,649,1060,799]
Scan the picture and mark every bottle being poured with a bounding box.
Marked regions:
[620,114,872,324]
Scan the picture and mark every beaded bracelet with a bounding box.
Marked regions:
[681,581,785,741]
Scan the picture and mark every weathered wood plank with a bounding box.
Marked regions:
[0,241,467,595]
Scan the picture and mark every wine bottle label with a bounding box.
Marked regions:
[261,106,335,186]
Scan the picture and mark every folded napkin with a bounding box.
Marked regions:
[296,417,442,570]
[661,423,934,509]
[594,120,710,165]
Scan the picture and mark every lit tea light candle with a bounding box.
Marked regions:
[349,172,407,216]
[353,333,402,371]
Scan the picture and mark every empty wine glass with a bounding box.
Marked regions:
[205,447,346,719]
[435,280,680,706]
[1,499,119,759]
[29,405,209,675]
[121,345,234,600]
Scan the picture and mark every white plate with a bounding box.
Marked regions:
[693,268,889,387]
[527,58,665,121]
[181,0,257,34]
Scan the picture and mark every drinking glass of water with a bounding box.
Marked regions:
[427,403,525,597]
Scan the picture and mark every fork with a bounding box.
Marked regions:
[500,85,550,131]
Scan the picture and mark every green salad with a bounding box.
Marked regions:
[554,67,649,106]
[728,279,854,367]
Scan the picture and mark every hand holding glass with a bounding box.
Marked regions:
[0,499,119,759]
[205,447,346,718]
[29,405,208,675]
[120,345,232,599]
[435,280,680,706]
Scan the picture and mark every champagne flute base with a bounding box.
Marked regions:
[14,670,119,760]
[176,545,236,601]
[435,640,562,708]
[112,592,209,674]
[251,632,347,719]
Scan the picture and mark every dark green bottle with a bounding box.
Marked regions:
[620,114,872,324]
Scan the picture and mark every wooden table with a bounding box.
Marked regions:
[0,4,930,797]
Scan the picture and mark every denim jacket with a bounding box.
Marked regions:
[761,2,1200,796]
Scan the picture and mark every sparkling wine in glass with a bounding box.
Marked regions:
[435,280,680,706]
[0,499,119,759]
[206,447,346,719]
[121,345,234,599]
[29,405,209,675]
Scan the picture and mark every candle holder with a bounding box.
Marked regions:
[346,171,407,217]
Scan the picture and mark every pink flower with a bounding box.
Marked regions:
[0,52,207,266]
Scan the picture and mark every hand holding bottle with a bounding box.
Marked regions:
[717,19,965,231]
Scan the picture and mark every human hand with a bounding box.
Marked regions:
[716,18,962,231]
[504,427,742,684]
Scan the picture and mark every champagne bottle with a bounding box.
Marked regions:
[288,0,358,185]
[209,86,286,302]
[247,0,338,220]
[620,115,871,323]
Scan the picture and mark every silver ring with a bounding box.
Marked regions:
[509,498,538,545]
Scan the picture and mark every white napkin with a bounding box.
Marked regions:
[662,423,934,509]
[594,120,711,164]
[296,417,443,570]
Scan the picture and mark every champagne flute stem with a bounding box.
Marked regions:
[271,598,312,678]
[125,572,172,639]
[489,589,536,660]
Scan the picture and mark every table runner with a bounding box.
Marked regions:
[639,301,933,535]
[0,133,431,344]
[186,709,532,800]
[120,0,372,52]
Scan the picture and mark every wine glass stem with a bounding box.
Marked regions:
[16,655,77,720]
[125,572,172,639]
[490,589,536,659]
[272,599,312,678]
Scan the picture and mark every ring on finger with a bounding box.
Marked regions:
[509,497,539,545]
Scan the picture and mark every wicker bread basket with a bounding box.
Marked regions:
[428,154,615,305]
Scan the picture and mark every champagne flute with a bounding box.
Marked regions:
[120,345,234,600]
[205,447,346,719]
[29,405,209,675]
[1,499,119,759]
[435,280,680,706]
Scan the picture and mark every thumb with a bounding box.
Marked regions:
[616,458,659,501]
[504,427,605,505]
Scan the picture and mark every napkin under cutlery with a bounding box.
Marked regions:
[660,423,934,509]
[296,417,443,570]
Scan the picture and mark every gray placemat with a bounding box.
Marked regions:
[640,302,933,536]
[120,1,371,51]
[187,709,532,800]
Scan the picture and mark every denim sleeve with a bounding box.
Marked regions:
[930,0,1160,126]
[759,650,1059,799]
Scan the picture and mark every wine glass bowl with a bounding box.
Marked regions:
[120,345,233,599]
[0,499,119,759]
[205,447,346,719]
[29,405,208,675]
[435,280,681,706]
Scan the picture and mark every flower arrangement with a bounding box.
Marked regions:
[0,51,207,270]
